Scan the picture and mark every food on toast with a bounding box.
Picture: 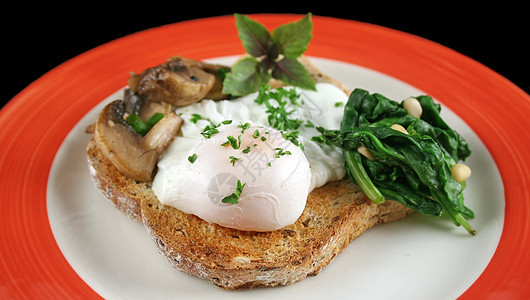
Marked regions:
[86,13,474,290]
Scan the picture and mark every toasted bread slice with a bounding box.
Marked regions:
[87,138,147,222]
[142,180,412,289]
[87,137,413,289]
[86,56,414,289]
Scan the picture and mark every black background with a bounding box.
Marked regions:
[2,5,527,110]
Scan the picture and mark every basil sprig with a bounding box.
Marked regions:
[222,13,316,96]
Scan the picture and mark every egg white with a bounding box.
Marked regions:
[152,83,348,231]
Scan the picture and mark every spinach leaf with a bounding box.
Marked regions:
[317,88,475,235]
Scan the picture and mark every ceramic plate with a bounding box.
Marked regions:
[1,14,528,299]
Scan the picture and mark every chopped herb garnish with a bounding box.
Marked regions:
[190,113,203,123]
[261,136,267,141]
[252,129,260,138]
[242,146,251,153]
[238,122,251,133]
[305,120,315,128]
[229,156,241,166]
[200,119,232,139]
[282,131,304,151]
[125,112,164,136]
[253,85,306,150]
[255,85,303,132]
[274,148,292,158]
[334,102,344,107]
[222,135,242,149]
[221,180,247,204]
[201,125,219,139]
[188,153,198,163]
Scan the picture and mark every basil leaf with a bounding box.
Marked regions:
[271,57,316,91]
[223,14,316,95]
[222,57,271,96]
[234,13,272,58]
[271,13,313,58]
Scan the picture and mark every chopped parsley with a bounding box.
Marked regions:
[221,135,242,149]
[229,155,241,166]
[125,112,164,136]
[274,148,292,158]
[221,180,247,204]
[238,122,251,133]
[254,85,306,150]
[190,113,203,123]
[200,119,232,139]
[305,120,315,128]
[201,124,219,139]
[255,85,303,132]
[187,153,198,163]
[282,131,304,151]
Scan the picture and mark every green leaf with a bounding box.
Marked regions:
[222,57,271,96]
[188,153,198,164]
[125,114,148,135]
[234,13,272,58]
[271,57,316,91]
[272,13,313,58]
[316,88,476,235]
[221,180,246,204]
[125,113,164,136]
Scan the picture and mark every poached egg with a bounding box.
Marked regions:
[152,83,348,231]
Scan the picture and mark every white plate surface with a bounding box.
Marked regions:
[47,57,504,300]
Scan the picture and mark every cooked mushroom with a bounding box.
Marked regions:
[124,88,173,122]
[93,100,182,182]
[173,56,231,100]
[134,57,216,107]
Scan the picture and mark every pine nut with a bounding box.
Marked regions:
[357,145,374,160]
[403,97,423,118]
[451,163,472,182]
[391,124,408,134]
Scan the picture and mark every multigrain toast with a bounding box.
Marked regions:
[142,180,412,289]
[87,137,413,289]
[86,56,414,289]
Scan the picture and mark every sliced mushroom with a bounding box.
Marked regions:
[124,88,173,122]
[142,111,183,153]
[93,100,182,182]
[123,88,144,115]
[134,57,216,107]
[172,56,231,100]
